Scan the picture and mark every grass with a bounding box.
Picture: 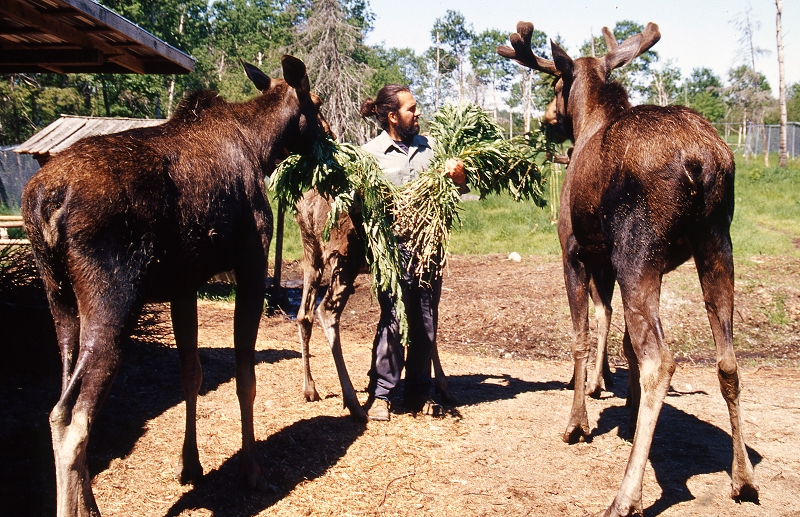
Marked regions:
[271,154,800,263]
[731,155,800,259]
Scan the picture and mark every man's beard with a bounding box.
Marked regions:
[395,117,419,143]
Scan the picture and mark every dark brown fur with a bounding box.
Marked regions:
[22,56,328,517]
[499,22,758,516]
[294,190,457,422]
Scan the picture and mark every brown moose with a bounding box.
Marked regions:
[498,22,759,516]
[22,56,328,517]
[293,189,456,422]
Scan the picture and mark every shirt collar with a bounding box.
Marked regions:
[375,130,430,155]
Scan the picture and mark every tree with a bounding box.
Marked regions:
[647,61,682,107]
[788,83,800,122]
[731,5,772,165]
[469,29,517,118]
[289,0,374,143]
[431,10,474,103]
[775,0,788,166]
[726,65,773,165]
[684,68,726,122]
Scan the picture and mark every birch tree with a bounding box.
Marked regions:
[775,0,788,167]
[732,6,772,165]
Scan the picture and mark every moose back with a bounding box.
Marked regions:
[22,56,328,517]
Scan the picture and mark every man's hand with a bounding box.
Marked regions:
[444,157,466,185]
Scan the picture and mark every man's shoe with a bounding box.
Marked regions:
[365,397,390,421]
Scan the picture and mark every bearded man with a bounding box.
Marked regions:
[359,85,465,421]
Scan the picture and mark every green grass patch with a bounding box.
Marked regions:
[732,155,800,259]
[271,155,800,262]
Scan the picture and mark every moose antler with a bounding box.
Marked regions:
[497,21,559,76]
[603,22,661,71]
[601,26,618,52]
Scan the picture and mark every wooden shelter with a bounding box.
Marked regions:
[0,0,194,74]
[15,114,165,165]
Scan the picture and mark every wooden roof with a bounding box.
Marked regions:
[0,0,195,74]
[15,114,165,156]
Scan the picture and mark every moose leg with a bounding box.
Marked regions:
[47,288,80,395]
[621,327,639,438]
[316,255,367,422]
[50,297,135,517]
[562,247,591,443]
[297,256,323,402]
[171,294,203,484]
[605,270,674,517]
[587,272,615,398]
[432,344,458,404]
[693,234,759,501]
[233,264,266,489]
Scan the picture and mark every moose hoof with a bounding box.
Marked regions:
[587,382,603,399]
[602,504,643,517]
[347,402,368,423]
[303,382,321,402]
[303,389,321,402]
[176,458,203,485]
[602,495,644,517]
[731,481,759,503]
[562,423,590,444]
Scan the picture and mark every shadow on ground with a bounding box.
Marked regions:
[1,339,298,517]
[592,368,762,516]
[165,415,366,517]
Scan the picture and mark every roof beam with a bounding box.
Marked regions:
[0,48,101,65]
[0,0,147,73]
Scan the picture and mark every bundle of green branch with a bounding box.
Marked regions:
[394,102,549,277]
[268,135,409,338]
[269,102,553,341]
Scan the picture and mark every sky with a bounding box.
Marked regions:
[363,0,798,96]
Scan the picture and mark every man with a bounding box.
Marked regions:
[359,85,465,421]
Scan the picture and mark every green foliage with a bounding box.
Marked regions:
[430,10,474,104]
[269,134,406,338]
[469,29,516,92]
[363,46,421,96]
[787,83,800,122]
[682,68,726,122]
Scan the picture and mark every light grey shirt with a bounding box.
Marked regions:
[361,130,435,186]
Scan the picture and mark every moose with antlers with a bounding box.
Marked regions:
[498,22,759,516]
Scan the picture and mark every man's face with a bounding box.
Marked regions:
[391,91,421,142]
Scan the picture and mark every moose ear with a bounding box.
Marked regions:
[551,41,573,78]
[241,61,272,92]
[281,55,311,98]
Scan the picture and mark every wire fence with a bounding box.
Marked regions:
[712,122,800,159]
[0,147,40,211]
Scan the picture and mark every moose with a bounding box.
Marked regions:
[498,22,759,515]
[22,56,328,517]
[293,189,457,422]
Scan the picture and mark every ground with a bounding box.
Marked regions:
[2,254,799,516]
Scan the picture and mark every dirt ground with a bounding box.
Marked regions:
[3,254,800,516]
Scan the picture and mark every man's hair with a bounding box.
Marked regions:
[359,84,411,131]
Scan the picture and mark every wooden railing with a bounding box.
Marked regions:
[0,215,29,246]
